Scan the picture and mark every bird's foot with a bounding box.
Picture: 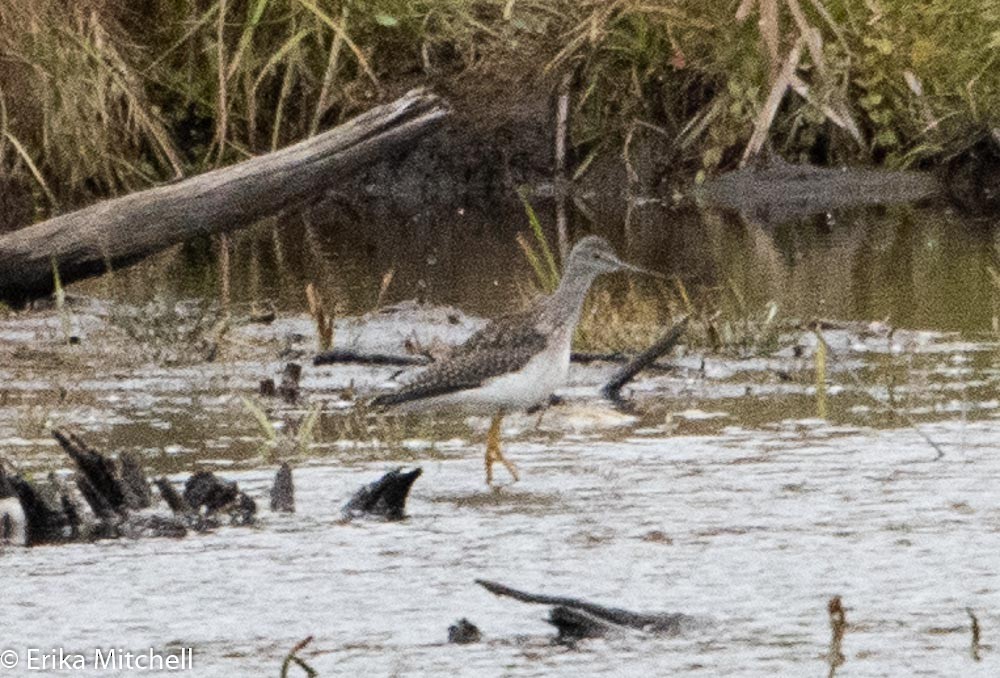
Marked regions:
[485,413,519,485]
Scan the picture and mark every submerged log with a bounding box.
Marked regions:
[270,462,295,513]
[184,471,257,525]
[3,431,269,546]
[447,618,482,644]
[0,90,449,307]
[342,467,422,521]
[153,477,193,516]
[476,579,693,637]
[698,156,941,224]
[314,349,431,367]
[601,317,688,403]
[547,606,625,641]
[278,363,302,404]
[5,472,72,546]
[53,428,128,517]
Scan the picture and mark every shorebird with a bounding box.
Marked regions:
[371,236,657,484]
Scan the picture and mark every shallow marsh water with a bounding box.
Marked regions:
[2,200,1000,676]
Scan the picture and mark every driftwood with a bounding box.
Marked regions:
[3,429,270,545]
[0,90,449,307]
[601,317,688,402]
[476,579,693,641]
[2,431,431,545]
[342,467,422,521]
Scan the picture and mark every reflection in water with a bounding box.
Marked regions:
[82,199,999,333]
[19,194,999,676]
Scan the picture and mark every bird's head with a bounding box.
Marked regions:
[565,235,661,278]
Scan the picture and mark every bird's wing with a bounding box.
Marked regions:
[371,313,546,408]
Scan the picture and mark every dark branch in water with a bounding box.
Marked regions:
[154,477,193,516]
[342,468,422,521]
[53,428,128,516]
[315,348,677,370]
[270,463,295,513]
[4,471,73,546]
[827,596,846,678]
[601,317,688,402]
[547,606,627,642]
[4,431,267,546]
[447,618,482,644]
[314,349,431,367]
[184,472,257,525]
[476,579,690,635]
[968,608,982,662]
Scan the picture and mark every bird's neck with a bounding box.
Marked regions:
[544,265,598,330]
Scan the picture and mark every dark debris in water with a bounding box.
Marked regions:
[447,618,482,644]
[476,579,697,643]
[0,429,275,546]
[342,467,422,522]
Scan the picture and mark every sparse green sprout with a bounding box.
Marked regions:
[516,189,560,293]
[280,636,317,678]
[241,396,278,444]
[814,328,828,419]
[242,397,323,460]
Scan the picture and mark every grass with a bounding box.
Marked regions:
[3,0,1000,220]
[515,194,786,356]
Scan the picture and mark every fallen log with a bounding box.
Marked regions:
[0,90,449,307]
[476,579,693,636]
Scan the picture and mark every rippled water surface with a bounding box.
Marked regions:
[3,201,1000,676]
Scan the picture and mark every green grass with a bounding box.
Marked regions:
[3,0,1000,218]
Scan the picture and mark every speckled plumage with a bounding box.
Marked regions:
[369,306,549,409]
[370,236,645,415]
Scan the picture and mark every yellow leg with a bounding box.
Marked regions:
[485,412,519,485]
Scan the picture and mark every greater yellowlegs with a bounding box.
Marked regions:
[371,236,657,484]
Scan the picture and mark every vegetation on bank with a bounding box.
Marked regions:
[2,0,1000,219]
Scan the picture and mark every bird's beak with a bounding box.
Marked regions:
[605,253,665,279]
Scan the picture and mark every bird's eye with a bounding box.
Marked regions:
[592,253,599,259]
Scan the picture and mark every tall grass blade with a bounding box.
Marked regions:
[516,189,560,289]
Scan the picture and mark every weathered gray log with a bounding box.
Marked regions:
[0,90,449,307]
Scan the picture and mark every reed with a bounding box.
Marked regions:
[4,0,998,218]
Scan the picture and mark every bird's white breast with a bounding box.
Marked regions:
[417,326,573,413]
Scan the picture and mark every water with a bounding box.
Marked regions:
[2,199,1000,676]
